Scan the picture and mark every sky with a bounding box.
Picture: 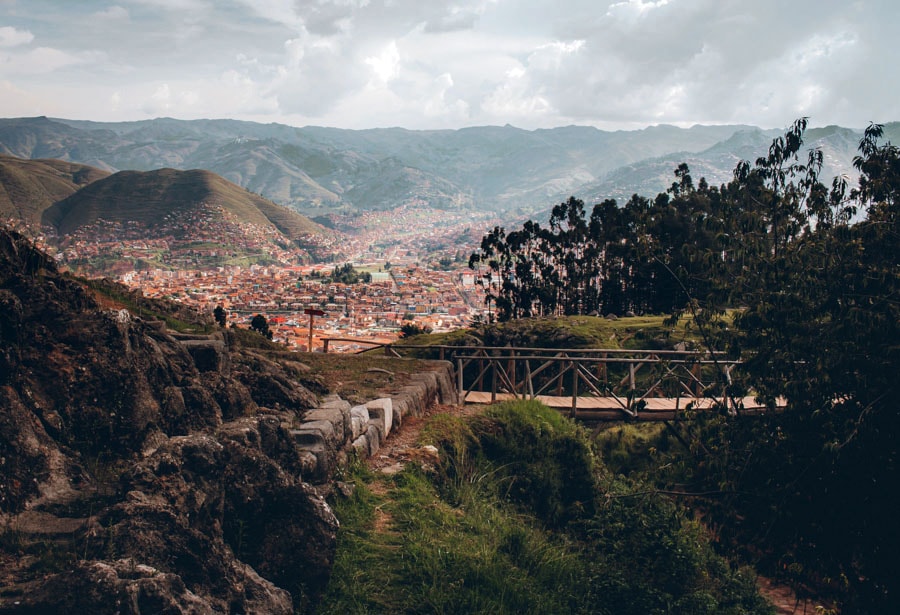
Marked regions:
[0,0,896,131]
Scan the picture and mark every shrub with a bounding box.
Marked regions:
[471,400,598,527]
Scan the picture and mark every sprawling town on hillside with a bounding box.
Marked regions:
[50,204,502,351]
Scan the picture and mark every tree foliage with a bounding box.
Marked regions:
[213,305,227,327]
[328,262,371,285]
[470,119,899,611]
[399,322,432,338]
[468,184,721,321]
[703,122,899,612]
[249,313,272,339]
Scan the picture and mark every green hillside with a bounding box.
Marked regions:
[0,155,109,226]
[42,167,322,238]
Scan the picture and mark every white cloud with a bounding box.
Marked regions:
[482,62,553,122]
[140,83,195,113]
[526,40,585,72]
[232,0,304,30]
[0,47,96,76]
[218,69,280,115]
[365,41,400,83]
[0,79,52,116]
[0,26,33,48]
[607,0,670,19]
[94,6,130,22]
[125,0,211,11]
[147,83,172,111]
[421,72,469,120]
[0,0,895,129]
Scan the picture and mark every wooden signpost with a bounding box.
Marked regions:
[304,308,325,352]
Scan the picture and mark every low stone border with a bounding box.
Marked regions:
[292,362,458,484]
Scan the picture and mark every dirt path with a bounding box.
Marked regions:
[757,576,832,614]
[367,403,479,474]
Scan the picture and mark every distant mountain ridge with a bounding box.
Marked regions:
[1,116,895,218]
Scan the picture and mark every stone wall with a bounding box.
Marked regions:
[292,361,458,484]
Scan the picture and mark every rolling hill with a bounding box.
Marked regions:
[0,155,328,271]
[43,166,323,239]
[0,155,109,226]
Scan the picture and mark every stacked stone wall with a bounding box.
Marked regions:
[293,361,458,484]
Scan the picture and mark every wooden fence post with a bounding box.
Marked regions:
[570,360,578,419]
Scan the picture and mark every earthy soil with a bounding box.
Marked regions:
[367,403,480,473]
[364,403,479,537]
[757,576,833,614]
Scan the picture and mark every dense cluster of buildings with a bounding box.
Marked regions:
[54,205,316,274]
[121,261,486,351]
[47,203,501,350]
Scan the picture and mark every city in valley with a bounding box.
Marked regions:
[51,204,504,352]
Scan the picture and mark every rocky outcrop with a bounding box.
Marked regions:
[0,228,459,613]
[292,361,458,482]
[0,229,334,613]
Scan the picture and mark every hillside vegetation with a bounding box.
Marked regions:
[319,400,772,614]
[0,155,108,226]
[43,167,322,238]
[466,119,900,613]
[402,313,706,359]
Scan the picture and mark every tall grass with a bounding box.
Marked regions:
[316,401,773,614]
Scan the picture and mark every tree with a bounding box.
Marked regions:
[399,322,432,338]
[249,314,272,339]
[213,305,227,327]
[467,186,721,320]
[329,262,367,284]
[684,121,900,612]
[465,120,899,609]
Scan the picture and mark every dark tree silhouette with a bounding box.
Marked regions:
[399,322,432,338]
[249,314,272,339]
[213,305,227,327]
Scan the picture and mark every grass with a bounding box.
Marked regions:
[287,352,443,405]
[318,455,588,615]
[593,422,682,477]
[79,276,215,334]
[316,401,773,615]
[402,313,709,353]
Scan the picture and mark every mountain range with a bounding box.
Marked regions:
[4,116,894,219]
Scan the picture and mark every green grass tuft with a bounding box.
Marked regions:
[317,401,773,615]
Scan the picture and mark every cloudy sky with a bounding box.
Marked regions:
[0,0,896,131]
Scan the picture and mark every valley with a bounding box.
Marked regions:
[48,201,498,350]
[4,116,888,350]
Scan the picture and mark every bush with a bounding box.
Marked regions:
[472,400,597,527]
[399,322,432,338]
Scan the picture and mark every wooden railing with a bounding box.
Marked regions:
[319,340,777,420]
[321,337,457,360]
[449,346,749,419]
